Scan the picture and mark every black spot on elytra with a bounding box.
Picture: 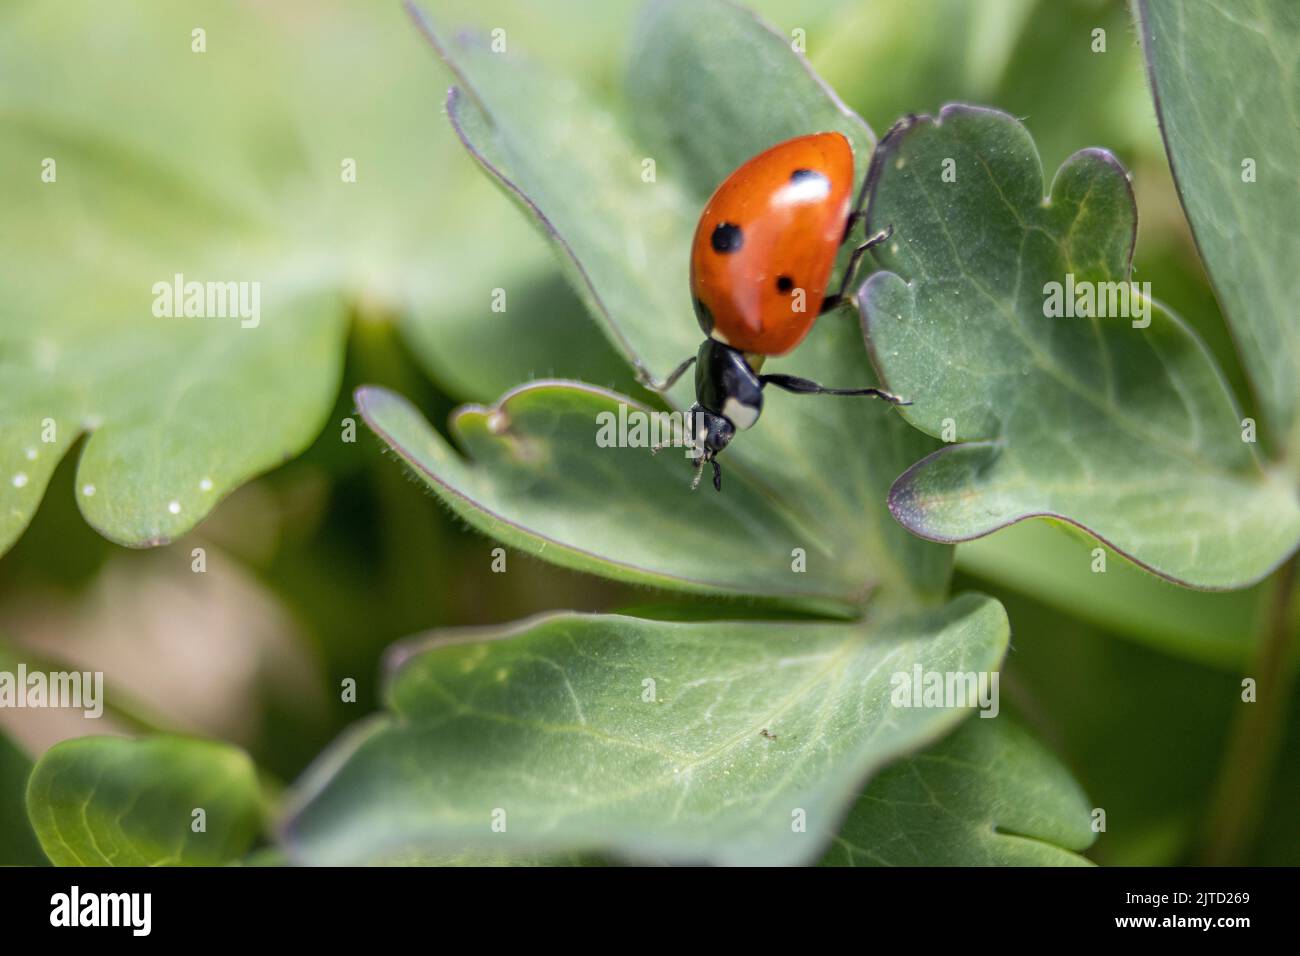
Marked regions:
[711,222,743,254]
[790,168,827,185]
[775,275,795,294]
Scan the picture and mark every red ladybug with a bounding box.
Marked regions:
[642,131,907,491]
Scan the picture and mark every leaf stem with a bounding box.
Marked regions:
[1200,555,1298,864]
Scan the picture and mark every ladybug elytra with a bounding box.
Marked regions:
[642,131,907,490]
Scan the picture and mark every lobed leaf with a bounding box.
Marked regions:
[357,384,868,608]
[26,735,262,866]
[822,717,1095,866]
[407,0,950,605]
[0,1,615,554]
[860,105,1300,589]
[282,596,1009,866]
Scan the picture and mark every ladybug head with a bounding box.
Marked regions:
[687,403,733,491]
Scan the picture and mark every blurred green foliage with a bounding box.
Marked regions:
[0,0,1294,866]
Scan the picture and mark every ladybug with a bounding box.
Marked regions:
[641,131,907,491]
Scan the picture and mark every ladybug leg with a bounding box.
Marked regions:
[688,455,723,491]
[841,155,880,243]
[690,458,706,491]
[818,225,894,315]
[842,210,864,244]
[636,355,696,393]
[760,372,910,406]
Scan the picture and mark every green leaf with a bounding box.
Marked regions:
[625,0,871,198]
[357,385,866,609]
[408,0,949,604]
[1136,0,1300,466]
[0,1,621,555]
[316,848,600,868]
[859,105,1300,590]
[822,717,1095,866]
[0,2,350,553]
[26,736,262,866]
[0,733,47,865]
[403,267,643,404]
[281,595,1009,866]
[957,520,1265,670]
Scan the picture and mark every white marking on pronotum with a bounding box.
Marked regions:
[722,397,760,430]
